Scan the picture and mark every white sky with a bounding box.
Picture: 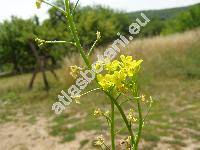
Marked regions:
[0,0,200,22]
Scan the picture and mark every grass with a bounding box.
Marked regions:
[0,28,200,149]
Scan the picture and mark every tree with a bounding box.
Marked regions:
[0,17,37,73]
[47,2,130,50]
[0,16,67,73]
[162,4,200,34]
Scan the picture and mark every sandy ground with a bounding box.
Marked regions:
[0,117,94,150]
[0,117,199,150]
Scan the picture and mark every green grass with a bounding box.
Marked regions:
[0,29,200,148]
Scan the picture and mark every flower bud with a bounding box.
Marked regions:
[93,108,103,117]
[35,0,43,9]
[69,65,82,79]
[127,109,137,124]
[96,31,101,40]
[94,135,105,146]
[71,95,81,104]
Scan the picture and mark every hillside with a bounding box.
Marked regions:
[127,3,200,20]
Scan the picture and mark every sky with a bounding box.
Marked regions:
[0,0,200,22]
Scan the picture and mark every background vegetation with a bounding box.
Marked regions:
[0,2,200,73]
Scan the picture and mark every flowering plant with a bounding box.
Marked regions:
[35,0,153,149]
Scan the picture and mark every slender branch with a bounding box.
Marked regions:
[35,38,76,47]
[106,92,136,148]
[116,93,122,100]
[111,101,115,150]
[45,40,75,45]
[65,0,90,67]
[72,0,80,15]
[120,99,132,106]
[134,99,143,150]
[100,146,104,150]
[102,114,111,123]
[133,84,143,150]
[88,39,98,57]
[43,1,66,15]
[103,143,111,150]
[120,95,140,106]
[143,100,153,123]
[115,126,126,135]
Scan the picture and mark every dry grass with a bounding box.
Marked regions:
[123,28,200,59]
[64,28,200,67]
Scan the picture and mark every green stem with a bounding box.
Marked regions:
[63,2,142,149]
[132,84,143,150]
[111,101,115,150]
[103,143,111,150]
[143,100,153,123]
[106,92,136,148]
[45,40,75,45]
[134,98,143,150]
[72,0,80,15]
[88,39,98,57]
[65,0,90,68]
[43,1,66,15]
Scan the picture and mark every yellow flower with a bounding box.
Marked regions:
[69,65,82,79]
[112,71,127,91]
[35,0,43,9]
[104,110,110,117]
[127,109,137,124]
[141,94,146,102]
[112,71,126,83]
[105,60,120,72]
[120,136,131,149]
[94,61,104,71]
[96,31,101,40]
[97,74,114,91]
[73,95,81,104]
[116,84,128,93]
[132,59,143,72]
[97,55,143,92]
[94,135,105,146]
[120,55,143,76]
[120,55,133,64]
[94,108,103,117]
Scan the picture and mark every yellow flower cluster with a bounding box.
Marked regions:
[94,135,105,146]
[69,65,82,79]
[127,109,137,124]
[93,108,110,118]
[93,108,103,117]
[97,55,143,92]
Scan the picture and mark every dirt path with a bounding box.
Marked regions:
[0,117,94,150]
[0,116,199,150]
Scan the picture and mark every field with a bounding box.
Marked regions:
[0,29,200,150]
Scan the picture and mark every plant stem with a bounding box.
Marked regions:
[134,98,143,150]
[45,40,75,45]
[132,83,143,150]
[106,92,136,148]
[43,1,66,15]
[88,39,98,57]
[63,2,142,149]
[72,0,80,15]
[65,0,90,68]
[111,101,115,150]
